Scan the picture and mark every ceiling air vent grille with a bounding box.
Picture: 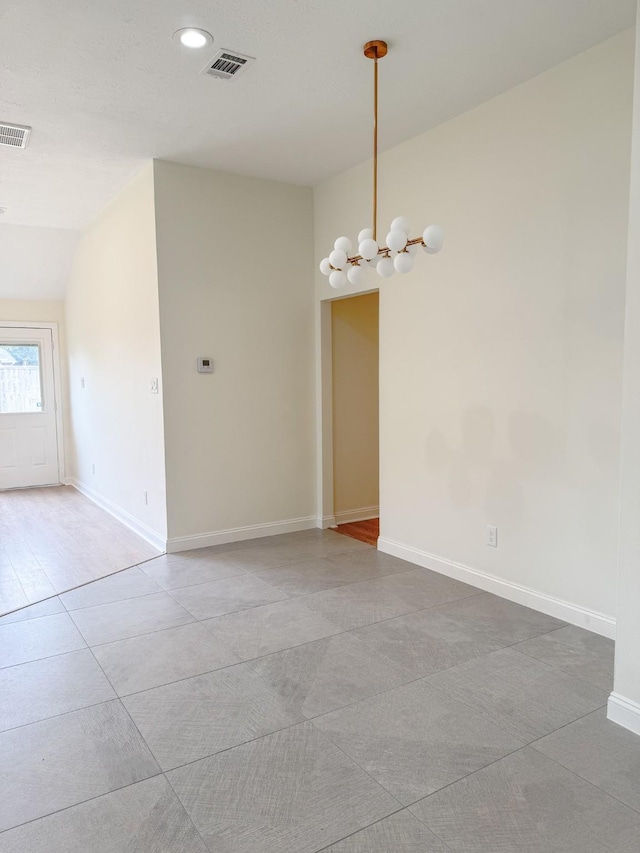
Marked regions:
[203,49,255,80]
[0,122,31,149]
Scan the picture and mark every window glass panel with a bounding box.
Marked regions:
[0,344,43,413]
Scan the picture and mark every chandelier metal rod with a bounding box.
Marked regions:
[373,51,378,242]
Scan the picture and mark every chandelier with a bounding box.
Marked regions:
[319,40,443,288]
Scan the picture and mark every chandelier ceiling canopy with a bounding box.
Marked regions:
[319,40,443,288]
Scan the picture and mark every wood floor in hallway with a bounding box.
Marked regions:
[0,486,160,617]
[333,518,380,547]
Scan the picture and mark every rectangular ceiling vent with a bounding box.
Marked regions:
[202,49,255,81]
[0,122,31,149]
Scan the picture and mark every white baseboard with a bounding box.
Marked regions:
[378,537,616,639]
[334,506,379,524]
[318,515,337,529]
[166,515,318,553]
[608,693,640,736]
[67,478,166,553]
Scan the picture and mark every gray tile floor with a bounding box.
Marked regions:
[0,528,635,852]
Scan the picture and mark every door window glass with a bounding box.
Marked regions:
[0,344,43,413]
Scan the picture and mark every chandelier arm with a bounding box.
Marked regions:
[326,237,426,269]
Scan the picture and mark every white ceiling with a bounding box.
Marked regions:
[0,0,635,299]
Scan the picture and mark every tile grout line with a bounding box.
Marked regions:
[0,528,366,619]
[1,576,593,691]
[527,712,640,818]
[0,772,167,839]
[312,805,456,853]
[1,537,369,620]
[82,642,213,852]
[0,550,165,621]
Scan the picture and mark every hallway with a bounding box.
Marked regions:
[0,486,160,616]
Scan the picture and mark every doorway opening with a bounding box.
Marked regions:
[329,291,379,547]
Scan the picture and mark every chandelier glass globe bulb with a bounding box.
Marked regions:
[359,238,379,261]
[329,270,347,289]
[390,216,411,235]
[347,265,365,285]
[386,229,408,252]
[394,252,414,274]
[319,257,332,276]
[334,236,353,254]
[357,228,373,243]
[377,256,394,278]
[423,224,444,252]
[329,248,347,269]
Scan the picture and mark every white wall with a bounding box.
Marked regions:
[332,292,379,520]
[314,30,634,633]
[153,161,316,547]
[65,165,167,543]
[610,11,640,735]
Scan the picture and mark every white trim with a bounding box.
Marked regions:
[607,693,640,736]
[0,321,66,484]
[166,515,318,553]
[67,478,165,552]
[378,537,616,639]
[318,514,337,529]
[334,506,379,524]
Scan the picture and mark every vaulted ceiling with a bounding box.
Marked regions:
[0,0,635,299]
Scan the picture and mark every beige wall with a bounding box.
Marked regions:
[153,160,316,545]
[331,292,379,519]
[314,30,634,630]
[65,164,167,542]
[0,300,65,325]
[611,11,640,732]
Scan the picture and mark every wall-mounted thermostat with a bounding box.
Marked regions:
[197,357,214,373]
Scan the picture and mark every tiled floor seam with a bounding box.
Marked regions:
[313,805,414,853]
[416,672,609,751]
[0,585,578,684]
[5,546,483,623]
[82,619,503,704]
[309,719,408,808]
[0,642,90,672]
[309,708,529,809]
[1,551,167,621]
[0,695,121,736]
[161,764,232,851]
[0,773,165,838]
[1,589,573,703]
[527,721,640,818]
[160,560,485,617]
[106,656,534,777]
[65,597,196,648]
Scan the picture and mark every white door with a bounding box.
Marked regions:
[0,327,60,489]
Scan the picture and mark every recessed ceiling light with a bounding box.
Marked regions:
[173,28,213,49]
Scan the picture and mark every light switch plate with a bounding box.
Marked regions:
[197,357,214,373]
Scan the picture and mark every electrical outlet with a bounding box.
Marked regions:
[80,376,85,389]
[486,525,498,547]
[150,378,159,394]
